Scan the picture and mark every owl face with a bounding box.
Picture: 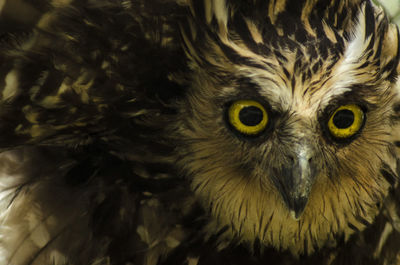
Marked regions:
[175,0,400,255]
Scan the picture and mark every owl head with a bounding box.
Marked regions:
[174,0,400,255]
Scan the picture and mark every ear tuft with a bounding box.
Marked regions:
[381,23,400,77]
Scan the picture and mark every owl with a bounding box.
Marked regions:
[0,0,399,264]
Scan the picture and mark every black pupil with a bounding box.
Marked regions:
[332,109,355,129]
[239,106,264,126]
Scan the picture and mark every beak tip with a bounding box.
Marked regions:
[288,196,308,220]
[290,210,301,221]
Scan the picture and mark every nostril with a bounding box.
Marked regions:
[288,155,294,163]
[308,157,313,163]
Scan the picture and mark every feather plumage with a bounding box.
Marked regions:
[0,0,399,264]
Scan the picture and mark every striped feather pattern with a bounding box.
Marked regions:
[0,1,399,265]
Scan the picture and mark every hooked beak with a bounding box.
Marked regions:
[271,147,318,220]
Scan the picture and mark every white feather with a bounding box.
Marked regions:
[320,3,371,109]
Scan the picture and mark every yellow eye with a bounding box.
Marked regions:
[327,104,365,139]
[228,100,268,135]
